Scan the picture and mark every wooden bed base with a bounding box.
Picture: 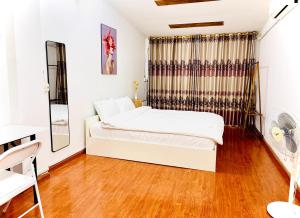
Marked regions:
[85,116,217,172]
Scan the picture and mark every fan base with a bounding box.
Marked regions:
[267,202,300,218]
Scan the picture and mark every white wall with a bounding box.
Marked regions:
[11,0,54,174]
[8,0,146,174]
[39,0,146,169]
[0,1,18,126]
[0,27,10,127]
[259,6,300,173]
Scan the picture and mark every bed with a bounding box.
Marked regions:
[50,104,69,151]
[85,99,224,172]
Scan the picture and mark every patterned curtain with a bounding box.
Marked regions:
[56,44,68,104]
[148,32,257,126]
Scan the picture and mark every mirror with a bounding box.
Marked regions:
[45,41,70,152]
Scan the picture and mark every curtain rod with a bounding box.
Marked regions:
[149,31,258,39]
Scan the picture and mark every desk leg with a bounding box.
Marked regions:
[30,134,38,204]
[3,143,9,152]
[3,143,10,171]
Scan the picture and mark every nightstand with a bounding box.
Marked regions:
[133,99,143,108]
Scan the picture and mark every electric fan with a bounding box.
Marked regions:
[267,113,300,218]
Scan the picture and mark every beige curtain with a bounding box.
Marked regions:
[148,32,257,126]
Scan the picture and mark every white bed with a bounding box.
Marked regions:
[51,104,69,150]
[90,123,216,150]
[86,105,224,172]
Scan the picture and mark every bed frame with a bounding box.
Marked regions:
[85,116,217,172]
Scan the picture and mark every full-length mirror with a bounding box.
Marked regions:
[46,41,70,152]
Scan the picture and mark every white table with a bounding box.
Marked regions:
[0,125,47,203]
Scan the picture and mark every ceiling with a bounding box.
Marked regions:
[108,0,271,36]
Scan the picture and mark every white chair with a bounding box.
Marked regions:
[0,140,44,218]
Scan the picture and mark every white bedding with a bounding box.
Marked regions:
[90,123,216,150]
[51,104,69,125]
[101,106,224,144]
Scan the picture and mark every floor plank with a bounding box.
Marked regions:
[1,128,297,217]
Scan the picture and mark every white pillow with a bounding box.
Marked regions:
[94,99,120,121]
[115,96,135,112]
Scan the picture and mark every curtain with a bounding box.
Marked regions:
[56,44,68,104]
[148,32,257,126]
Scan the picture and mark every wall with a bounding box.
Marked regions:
[10,0,146,174]
[259,6,300,174]
[11,0,54,174]
[0,1,18,126]
[0,23,10,126]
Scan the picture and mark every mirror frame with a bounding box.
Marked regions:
[45,40,70,152]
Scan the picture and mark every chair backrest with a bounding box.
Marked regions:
[0,140,41,170]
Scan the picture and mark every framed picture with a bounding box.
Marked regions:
[101,24,117,75]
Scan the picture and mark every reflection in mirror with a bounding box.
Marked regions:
[46,41,70,152]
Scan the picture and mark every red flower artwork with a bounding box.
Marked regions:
[102,30,116,56]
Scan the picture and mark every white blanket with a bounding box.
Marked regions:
[51,104,68,125]
[101,107,224,144]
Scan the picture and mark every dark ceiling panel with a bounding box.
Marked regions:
[169,21,224,29]
[155,0,219,6]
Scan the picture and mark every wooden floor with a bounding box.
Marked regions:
[1,128,297,218]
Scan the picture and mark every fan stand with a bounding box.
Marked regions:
[267,202,300,218]
[267,143,300,218]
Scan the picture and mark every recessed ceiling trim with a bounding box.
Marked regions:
[169,21,224,29]
[155,0,219,6]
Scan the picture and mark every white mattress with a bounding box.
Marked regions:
[101,106,224,144]
[50,104,69,135]
[51,104,68,124]
[90,122,216,150]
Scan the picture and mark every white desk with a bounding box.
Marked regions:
[0,125,47,203]
[0,125,46,145]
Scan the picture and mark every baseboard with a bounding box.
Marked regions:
[251,126,264,140]
[37,171,50,181]
[262,137,290,180]
[49,149,86,171]
[258,129,300,201]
